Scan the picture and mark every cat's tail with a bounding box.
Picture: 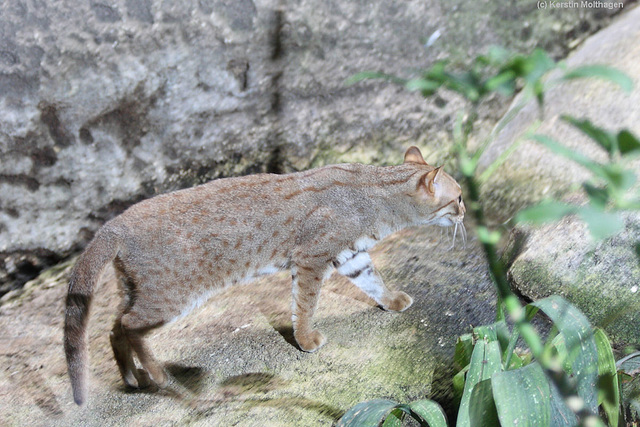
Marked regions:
[64,228,120,405]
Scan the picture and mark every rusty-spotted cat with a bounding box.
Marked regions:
[64,146,465,405]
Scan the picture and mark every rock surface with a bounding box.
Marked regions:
[0,0,625,293]
[479,5,640,345]
[0,226,495,425]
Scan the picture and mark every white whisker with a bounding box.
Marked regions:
[450,223,458,250]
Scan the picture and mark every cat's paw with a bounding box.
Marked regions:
[134,368,152,388]
[384,291,413,312]
[296,330,327,353]
[150,369,168,389]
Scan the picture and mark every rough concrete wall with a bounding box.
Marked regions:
[0,0,626,293]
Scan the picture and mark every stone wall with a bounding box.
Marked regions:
[0,0,625,293]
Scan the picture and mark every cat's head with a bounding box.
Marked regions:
[403,146,466,227]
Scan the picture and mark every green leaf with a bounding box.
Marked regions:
[600,164,637,191]
[618,130,640,155]
[550,332,572,372]
[408,400,448,427]
[594,328,621,427]
[530,134,607,177]
[516,200,576,224]
[455,334,474,369]
[583,183,609,209]
[476,226,502,244]
[549,378,579,426]
[617,351,640,373]
[453,367,468,404]
[405,78,441,94]
[345,71,406,86]
[528,296,599,414]
[474,321,510,355]
[485,70,516,96]
[486,46,512,66]
[525,49,556,84]
[562,65,633,93]
[561,116,617,157]
[469,379,500,426]
[457,340,503,426]
[336,399,399,426]
[381,408,403,427]
[577,206,624,240]
[492,362,552,426]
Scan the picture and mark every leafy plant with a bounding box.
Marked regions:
[339,46,639,426]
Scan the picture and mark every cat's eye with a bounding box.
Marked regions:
[458,195,462,203]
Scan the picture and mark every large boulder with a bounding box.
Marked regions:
[0,0,624,294]
[479,5,640,345]
[0,226,496,425]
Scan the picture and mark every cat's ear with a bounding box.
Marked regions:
[421,166,443,195]
[404,146,428,165]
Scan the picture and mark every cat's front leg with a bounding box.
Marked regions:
[336,251,413,312]
[290,264,329,352]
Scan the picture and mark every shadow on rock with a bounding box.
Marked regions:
[166,363,208,394]
[218,372,287,397]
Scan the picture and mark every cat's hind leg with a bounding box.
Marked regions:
[119,310,169,388]
[110,317,151,389]
[336,251,413,312]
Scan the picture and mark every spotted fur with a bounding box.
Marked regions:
[64,146,465,405]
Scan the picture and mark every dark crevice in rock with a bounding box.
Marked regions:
[0,174,40,192]
[0,250,63,298]
[266,145,285,174]
[38,102,74,148]
[30,145,58,167]
[227,58,250,92]
[87,195,149,224]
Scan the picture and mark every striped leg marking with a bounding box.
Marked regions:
[336,251,413,312]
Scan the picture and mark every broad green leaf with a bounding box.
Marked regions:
[455,334,474,369]
[474,321,510,355]
[550,332,572,372]
[618,130,640,155]
[617,351,640,373]
[506,352,528,370]
[381,408,403,427]
[492,362,551,426]
[516,200,576,224]
[562,65,633,93]
[457,340,503,426]
[453,367,468,404]
[337,399,399,426]
[469,379,500,426]
[408,400,448,427]
[549,377,579,426]
[577,206,624,240]
[528,296,599,414]
[594,328,620,427]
